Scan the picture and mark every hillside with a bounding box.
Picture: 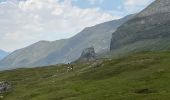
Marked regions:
[0,15,133,70]
[0,40,67,70]
[110,0,170,54]
[0,51,170,100]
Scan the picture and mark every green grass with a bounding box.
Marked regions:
[1,51,170,100]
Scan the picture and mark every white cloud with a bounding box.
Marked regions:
[0,0,119,51]
[123,0,154,13]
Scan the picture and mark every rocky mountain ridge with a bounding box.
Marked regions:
[0,15,133,70]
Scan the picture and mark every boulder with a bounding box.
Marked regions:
[0,81,11,93]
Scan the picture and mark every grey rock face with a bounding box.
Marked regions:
[80,47,96,59]
[0,81,11,93]
[110,0,170,53]
[73,47,96,63]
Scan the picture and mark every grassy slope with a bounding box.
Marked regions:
[104,38,170,59]
[0,51,170,100]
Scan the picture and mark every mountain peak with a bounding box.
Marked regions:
[137,0,170,17]
[0,50,9,60]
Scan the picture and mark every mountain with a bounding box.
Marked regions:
[0,40,67,70]
[0,50,9,61]
[0,15,134,70]
[110,0,170,55]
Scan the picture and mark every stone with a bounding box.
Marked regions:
[0,81,11,93]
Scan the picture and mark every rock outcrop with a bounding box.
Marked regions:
[73,47,96,63]
[0,81,11,93]
[80,47,96,60]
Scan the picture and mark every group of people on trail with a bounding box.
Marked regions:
[67,63,74,72]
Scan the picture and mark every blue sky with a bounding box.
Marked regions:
[72,0,122,10]
[71,0,153,16]
[0,0,154,51]
[71,0,125,16]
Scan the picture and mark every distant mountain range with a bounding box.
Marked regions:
[0,14,133,70]
[0,50,9,61]
[110,0,170,55]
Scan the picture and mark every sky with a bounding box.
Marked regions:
[0,0,154,52]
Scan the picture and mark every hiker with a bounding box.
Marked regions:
[70,65,73,71]
[67,63,74,72]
